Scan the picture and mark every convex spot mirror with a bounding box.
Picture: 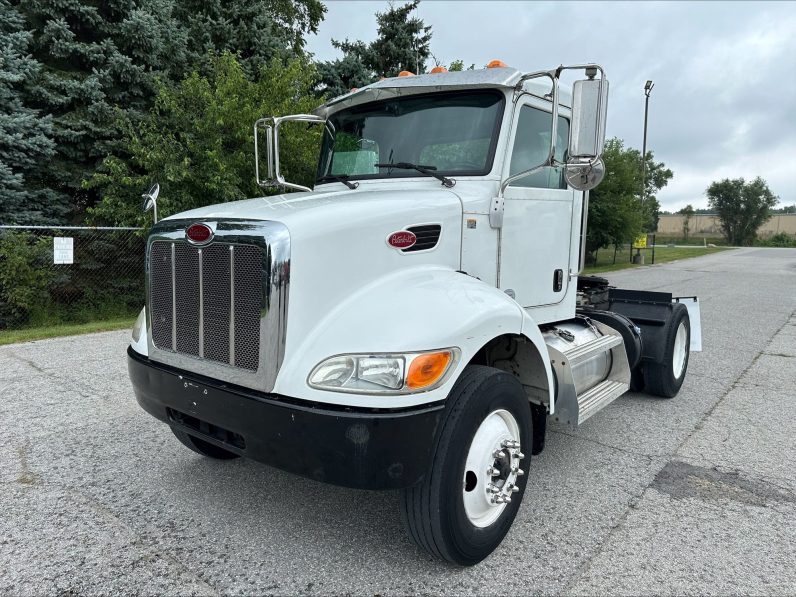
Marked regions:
[565,157,605,191]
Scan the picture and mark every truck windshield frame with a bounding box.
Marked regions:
[316,90,506,184]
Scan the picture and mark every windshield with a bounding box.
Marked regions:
[316,90,505,183]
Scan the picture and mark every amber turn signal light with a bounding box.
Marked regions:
[406,351,453,390]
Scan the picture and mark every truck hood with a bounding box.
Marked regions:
[166,186,465,374]
[167,186,462,233]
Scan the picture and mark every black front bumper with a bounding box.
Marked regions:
[128,347,444,490]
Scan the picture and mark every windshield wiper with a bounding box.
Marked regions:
[317,174,359,190]
[374,162,456,188]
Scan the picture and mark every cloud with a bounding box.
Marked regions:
[306,1,796,209]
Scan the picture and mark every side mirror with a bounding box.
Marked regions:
[254,114,326,193]
[566,75,608,191]
[141,183,159,223]
[569,76,608,160]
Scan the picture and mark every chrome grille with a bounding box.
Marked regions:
[150,240,262,371]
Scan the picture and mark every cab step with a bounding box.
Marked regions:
[563,334,622,366]
[577,379,628,425]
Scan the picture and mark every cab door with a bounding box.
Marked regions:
[498,97,575,308]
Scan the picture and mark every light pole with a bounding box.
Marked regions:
[633,80,654,265]
[640,80,654,212]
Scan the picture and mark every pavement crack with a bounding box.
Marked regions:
[548,429,658,462]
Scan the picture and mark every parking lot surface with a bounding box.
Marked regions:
[1,247,795,595]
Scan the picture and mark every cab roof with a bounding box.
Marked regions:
[314,66,572,117]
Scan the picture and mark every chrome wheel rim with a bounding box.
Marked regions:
[462,409,524,528]
[673,321,688,379]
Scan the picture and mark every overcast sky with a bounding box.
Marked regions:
[306,1,796,211]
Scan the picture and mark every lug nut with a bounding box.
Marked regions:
[487,483,500,494]
[512,467,525,476]
[493,450,506,459]
[487,467,500,476]
[515,452,525,460]
[511,485,520,493]
[501,439,520,449]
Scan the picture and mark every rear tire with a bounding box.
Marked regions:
[171,427,240,460]
[643,303,690,398]
[400,365,532,566]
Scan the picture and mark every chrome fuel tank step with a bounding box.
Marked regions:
[544,317,631,427]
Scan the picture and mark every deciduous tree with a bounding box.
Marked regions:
[678,204,695,241]
[87,53,322,227]
[586,138,673,259]
[706,177,778,246]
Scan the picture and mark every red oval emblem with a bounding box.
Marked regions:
[387,230,417,249]
[186,223,213,244]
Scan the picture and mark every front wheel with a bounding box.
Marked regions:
[400,365,532,565]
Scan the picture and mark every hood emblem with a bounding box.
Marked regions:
[387,230,417,249]
[186,223,213,244]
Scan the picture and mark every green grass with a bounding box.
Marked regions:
[0,317,136,346]
[585,245,732,274]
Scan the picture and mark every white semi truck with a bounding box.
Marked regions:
[129,63,700,565]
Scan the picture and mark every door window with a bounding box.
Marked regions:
[509,105,570,189]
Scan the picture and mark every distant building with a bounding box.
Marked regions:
[657,214,796,239]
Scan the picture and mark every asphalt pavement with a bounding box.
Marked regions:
[1,247,795,595]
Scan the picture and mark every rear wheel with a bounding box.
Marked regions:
[400,365,532,565]
[170,427,240,460]
[643,303,690,398]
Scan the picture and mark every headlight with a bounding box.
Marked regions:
[131,307,146,343]
[308,349,458,394]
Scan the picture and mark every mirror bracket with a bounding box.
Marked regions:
[488,196,505,229]
[254,114,326,193]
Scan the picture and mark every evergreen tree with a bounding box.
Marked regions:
[317,0,432,98]
[172,0,325,77]
[13,0,325,223]
[16,0,190,221]
[0,0,58,224]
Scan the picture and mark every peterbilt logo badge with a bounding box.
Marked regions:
[186,223,213,244]
[387,230,416,249]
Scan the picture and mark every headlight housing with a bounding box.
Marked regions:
[308,348,459,394]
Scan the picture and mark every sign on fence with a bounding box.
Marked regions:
[53,237,74,264]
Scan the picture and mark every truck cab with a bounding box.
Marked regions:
[129,63,698,565]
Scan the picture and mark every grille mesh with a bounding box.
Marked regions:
[150,240,261,371]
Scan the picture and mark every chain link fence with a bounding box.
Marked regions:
[0,226,146,331]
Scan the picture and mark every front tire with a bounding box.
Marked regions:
[400,365,532,565]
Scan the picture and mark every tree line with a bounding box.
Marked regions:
[5,0,778,251]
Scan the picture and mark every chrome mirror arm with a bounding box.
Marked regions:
[254,114,326,193]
